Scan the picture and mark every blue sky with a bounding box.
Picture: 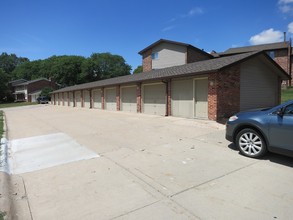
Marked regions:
[1,0,293,72]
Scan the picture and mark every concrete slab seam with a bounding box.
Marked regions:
[20,176,34,220]
[103,155,200,219]
[170,160,260,198]
[110,200,160,220]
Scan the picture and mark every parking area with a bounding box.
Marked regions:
[2,105,293,220]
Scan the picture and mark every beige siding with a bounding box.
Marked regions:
[68,92,74,107]
[171,79,193,118]
[152,43,186,69]
[83,90,91,108]
[105,87,116,111]
[120,86,137,112]
[75,91,82,108]
[142,83,166,116]
[92,89,101,109]
[57,94,60,105]
[194,78,208,118]
[63,92,68,106]
[240,59,278,110]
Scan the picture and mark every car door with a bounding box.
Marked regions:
[268,103,293,150]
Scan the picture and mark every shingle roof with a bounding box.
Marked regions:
[17,78,50,86]
[138,38,213,58]
[9,79,28,86]
[221,41,290,55]
[53,51,291,94]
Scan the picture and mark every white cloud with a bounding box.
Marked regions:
[249,28,283,45]
[162,26,175,32]
[188,7,204,16]
[288,22,293,33]
[278,0,293,13]
[279,0,293,4]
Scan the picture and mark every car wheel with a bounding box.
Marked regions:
[236,128,267,158]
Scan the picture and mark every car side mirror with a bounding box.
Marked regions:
[276,107,284,117]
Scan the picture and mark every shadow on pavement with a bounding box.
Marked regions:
[227,143,293,168]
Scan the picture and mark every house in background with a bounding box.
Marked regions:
[215,41,293,86]
[9,78,58,102]
[138,39,213,72]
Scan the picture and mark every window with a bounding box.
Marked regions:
[267,51,275,59]
[284,104,293,115]
[151,52,158,60]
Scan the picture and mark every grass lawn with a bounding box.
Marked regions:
[281,87,293,103]
[0,102,37,109]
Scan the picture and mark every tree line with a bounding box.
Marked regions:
[0,52,139,102]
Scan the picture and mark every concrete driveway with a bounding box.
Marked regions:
[2,105,293,220]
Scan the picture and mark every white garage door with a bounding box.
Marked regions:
[69,92,74,107]
[171,79,193,118]
[92,89,102,109]
[57,94,61,105]
[63,93,68,106]
[194,78,208,118]
[105,88,116,111]
[143,83,166,116]
[83,90,91,108]
[75,91,82,108]
[121,86,137,112]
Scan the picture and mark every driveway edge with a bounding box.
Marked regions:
[0,112,12,220]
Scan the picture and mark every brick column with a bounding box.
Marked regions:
[116,85,120,111]
[136,83,142,113]
[62,92,64,106]
[208,73,218,121]
[167,79,171,116]
[81,90,84,107]
[89,89,93,108]
[101,88,105,110]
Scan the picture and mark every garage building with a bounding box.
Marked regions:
[51,51,290,122]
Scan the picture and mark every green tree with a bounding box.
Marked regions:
[12,60,42,80]
[0,68,10,102]
[49,55,85,86]
[40,87,54,98]
[81,53,131,82]
[0,53,29,75]
[133,65,143,74]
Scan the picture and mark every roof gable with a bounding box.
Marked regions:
[138,39,213,58]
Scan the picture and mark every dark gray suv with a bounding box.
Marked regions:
[226,100,293,158]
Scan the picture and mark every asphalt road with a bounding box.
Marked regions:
[2,104,293,220]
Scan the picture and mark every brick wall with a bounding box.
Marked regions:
[186,47,212,63]
[274,49,292,86]
[116,85,120,111]
[167,80,171,116]
[136,83,141,113]
[101,88,105,109]
[142,49,152,72]
[274,49,289,73]
[208,65,241,121]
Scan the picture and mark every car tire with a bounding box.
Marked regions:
[236,128,267,158]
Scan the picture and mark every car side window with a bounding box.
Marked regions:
[284,104,293,115]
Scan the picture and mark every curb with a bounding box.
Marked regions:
[0,111,12,220]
